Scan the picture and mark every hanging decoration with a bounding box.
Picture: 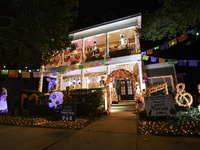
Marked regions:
[175,83,193,109]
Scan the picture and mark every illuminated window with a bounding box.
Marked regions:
[121,81,126,95]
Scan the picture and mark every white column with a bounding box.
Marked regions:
[106,33,109,59]
[38,73,43,92]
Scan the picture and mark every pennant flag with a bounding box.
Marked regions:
[101,60,106,65]
[43,72,49,77]
[58,70,64,74]
[78,64,84,69]
[71,66,76,71]
[89,63,95,67]
[147,49,153,55]
[189,27,197,35]
[159,58,166,63]
[51,71,57,76]
[154,46,159,50]
[33,72,40,78]
[151,57,157,62]
[22,72,30,78]
[178,33,188,42]
[1,70,8,75]
[168,59,175,65]
[141,51,147,57]
[178,60,186,66]
[8,70,18,78]
[168,38,177,47]
[189,61,198,66]
[95,62,101,66]
[65,68,71,73]
[106,58,112,62]
[84,64,89,68]
[160,43,168,50]
[142,55,149,61]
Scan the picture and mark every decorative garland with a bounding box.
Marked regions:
[147,82,169,96]
[21,94,27,108]
[175,83,193,109]
[29,94,39,105]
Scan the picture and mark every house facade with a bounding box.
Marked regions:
[38,14,146,112]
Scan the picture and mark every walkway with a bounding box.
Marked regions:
[0,101,200,150]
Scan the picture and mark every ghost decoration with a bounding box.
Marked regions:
[49,91,63,108]
[0,87,8,113]
[46,78,59,92]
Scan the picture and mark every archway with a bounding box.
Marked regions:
[106,69,136,113]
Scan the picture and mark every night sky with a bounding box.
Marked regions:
[72,0,160,30]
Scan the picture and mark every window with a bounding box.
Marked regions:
[127,81,133,95]
[121,81,126,95]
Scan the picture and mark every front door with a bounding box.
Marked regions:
[120,80,134,100]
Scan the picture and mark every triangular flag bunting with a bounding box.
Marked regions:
[159,58,166,63]
[168,59,175,65]
[178,33,188,42]
[142,55,149,61]
[189,61,198,66]
[178,60,186,66]
[168,38,177,47]
[147,49,153,55]
[8,70,18,78]
[22,72,30,78]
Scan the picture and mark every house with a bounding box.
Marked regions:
[37,13,148,112]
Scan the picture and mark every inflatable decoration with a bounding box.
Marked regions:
[49,92,63,108]
[46,78,58,92]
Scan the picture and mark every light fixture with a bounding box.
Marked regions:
[196,32,199,36]
[25,66,28,69]
[3,66,6,68]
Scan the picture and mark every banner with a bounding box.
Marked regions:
[1,70,8,75]
[43,72,49,77]
[168,38,177,47]
[78,64,84,69]
[84,64,89,68]
[189,61,198,67]
[33,72,40,78]
[178,33,188,42]
[151,57,157,62]
[178,60,186,66]
[160,43,168,50]
[8,70,18,78]
[22,72,30,78]
[147,49,153,55]
[101,60,107,65]
[168,59,175,65]
[159,58,166,63]
[142,55,149,61]
[95,62,101,66]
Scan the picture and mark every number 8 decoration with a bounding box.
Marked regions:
[175,83,193,109]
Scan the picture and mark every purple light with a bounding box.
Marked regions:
[0,95,8,113]
[49,92,63,108]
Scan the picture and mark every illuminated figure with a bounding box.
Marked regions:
[0,87,8,113]
[46,78,58,92]
[49,92,63,108]
[119,34,128,45]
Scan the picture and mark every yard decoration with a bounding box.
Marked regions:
[21,94,27,108]
[28,94,39,105]
[49,92,63,108]
[63,86,72,104]
[147,82,168,96]
[175,83,193,109]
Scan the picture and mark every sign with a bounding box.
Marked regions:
[145,95,176,116]
[59,104,76,121]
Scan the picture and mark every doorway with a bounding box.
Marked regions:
[117,79,134,100]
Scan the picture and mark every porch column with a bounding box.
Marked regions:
[38,73,43,92]
[106,33,109,59]
[58,73,61,91]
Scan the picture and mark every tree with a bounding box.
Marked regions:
[0,0,78,69]
[140,0,200,41]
